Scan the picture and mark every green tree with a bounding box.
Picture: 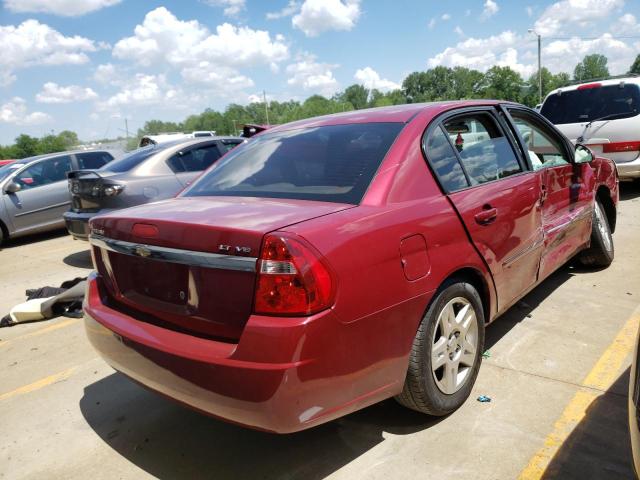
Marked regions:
[402,71,430,102]
[630,54,640,74]
[12,134,40,159]
[573,54,609,81]
[479,66,524,101]
[450,67,484,99]
[36,134,67,155]
[342,84,369,109]
[57,130,79,148]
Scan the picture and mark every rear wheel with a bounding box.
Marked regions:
[396,280,485,416]
[579,199,614,268]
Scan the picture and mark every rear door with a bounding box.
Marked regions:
[505,107,594,280]
[425,108,544,312]
[4,155,73,233]
[167,143,222,187]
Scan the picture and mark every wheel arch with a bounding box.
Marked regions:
[0,217,8,243]
[441,267,493,324]
[596,185,616,233]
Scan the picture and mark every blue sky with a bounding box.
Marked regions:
[0,0,639,144]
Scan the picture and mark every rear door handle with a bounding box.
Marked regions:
[474,206,498,225]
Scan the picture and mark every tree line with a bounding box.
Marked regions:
[2,53,640,159]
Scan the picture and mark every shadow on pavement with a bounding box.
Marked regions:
[485,265,575,350]
[80,373,443,480]
[620,181,640,201]
[63,249,93,269]
[542,369,634,479]
[0,227,68,250]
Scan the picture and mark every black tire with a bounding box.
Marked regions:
[579,199,614,268]
[395,280,485,416]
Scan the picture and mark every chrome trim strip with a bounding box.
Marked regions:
[89,234,257,272]
[14,200,71,217]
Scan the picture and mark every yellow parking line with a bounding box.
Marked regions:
[0,366,77,401]
[518,305,640,479]
[0,317,80,348]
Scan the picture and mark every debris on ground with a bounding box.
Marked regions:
[482,350,491,359]
[477,395,491,403]
[0,277,86,328]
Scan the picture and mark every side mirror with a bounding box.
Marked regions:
[574,144,593,164]
[4,181,21,194]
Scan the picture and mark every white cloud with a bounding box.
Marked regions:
[0,97,51,125]
[543,34,636,75]
[0,20,99,86]
[480,0,499,21]
[92,63,121,85]
[454,26,465,37]
[534,0,624,36]
[266,1,299,20]
[36,82,98,103]
[354,67,400,91]
[427,31,537,77]
[616,13,638,35]
[113,7,288,72]
[98,74,175,110]
[286,54,339,96]
[441,13,451,21]
[181,62,254,91]
[428,18,436,29]
[292,0,360,37]
[3,0,121,16]
[526,6,533,17]
[202,0,245,17]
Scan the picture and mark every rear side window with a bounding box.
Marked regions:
[77,151,113,170]
[220,140,243,152]
[184,123,404,204]
[443,113,522,186]
[168,145,221,173]
[425,126,469,192]
[103,142,183,173]
[541,84,640,125]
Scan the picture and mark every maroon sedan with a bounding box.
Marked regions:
[84,101,618,433]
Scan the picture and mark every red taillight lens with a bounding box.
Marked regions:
[602,141,640,153]
[254,234,334,316]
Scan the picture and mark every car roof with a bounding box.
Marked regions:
[267,100,508,132]
[10,149,113,165]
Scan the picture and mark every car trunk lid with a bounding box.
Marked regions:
[90,196,353,341]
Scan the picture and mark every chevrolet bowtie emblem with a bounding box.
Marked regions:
[134,245,151,258]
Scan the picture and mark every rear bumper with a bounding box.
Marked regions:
[615,157,640,179]
[64,210,112,240]
[83,272,413,433]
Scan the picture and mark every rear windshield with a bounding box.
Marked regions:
[103,142,180,173]
[184,123,404,204]
[541,84,640,125]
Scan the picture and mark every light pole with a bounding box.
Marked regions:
[528,28,542,104]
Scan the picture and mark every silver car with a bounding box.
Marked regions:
[64,137,244,240]
[0,150,115,244]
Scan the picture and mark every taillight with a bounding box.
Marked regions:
[254,234,334,316]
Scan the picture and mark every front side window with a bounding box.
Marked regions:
[15,156,72,189]
[508,110,570,170]
[184,123,404,204]
[168,145,221,173]
[443,113,522,186]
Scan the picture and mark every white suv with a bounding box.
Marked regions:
[540,76,640,179]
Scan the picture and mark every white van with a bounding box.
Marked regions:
[540,76,640,179]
